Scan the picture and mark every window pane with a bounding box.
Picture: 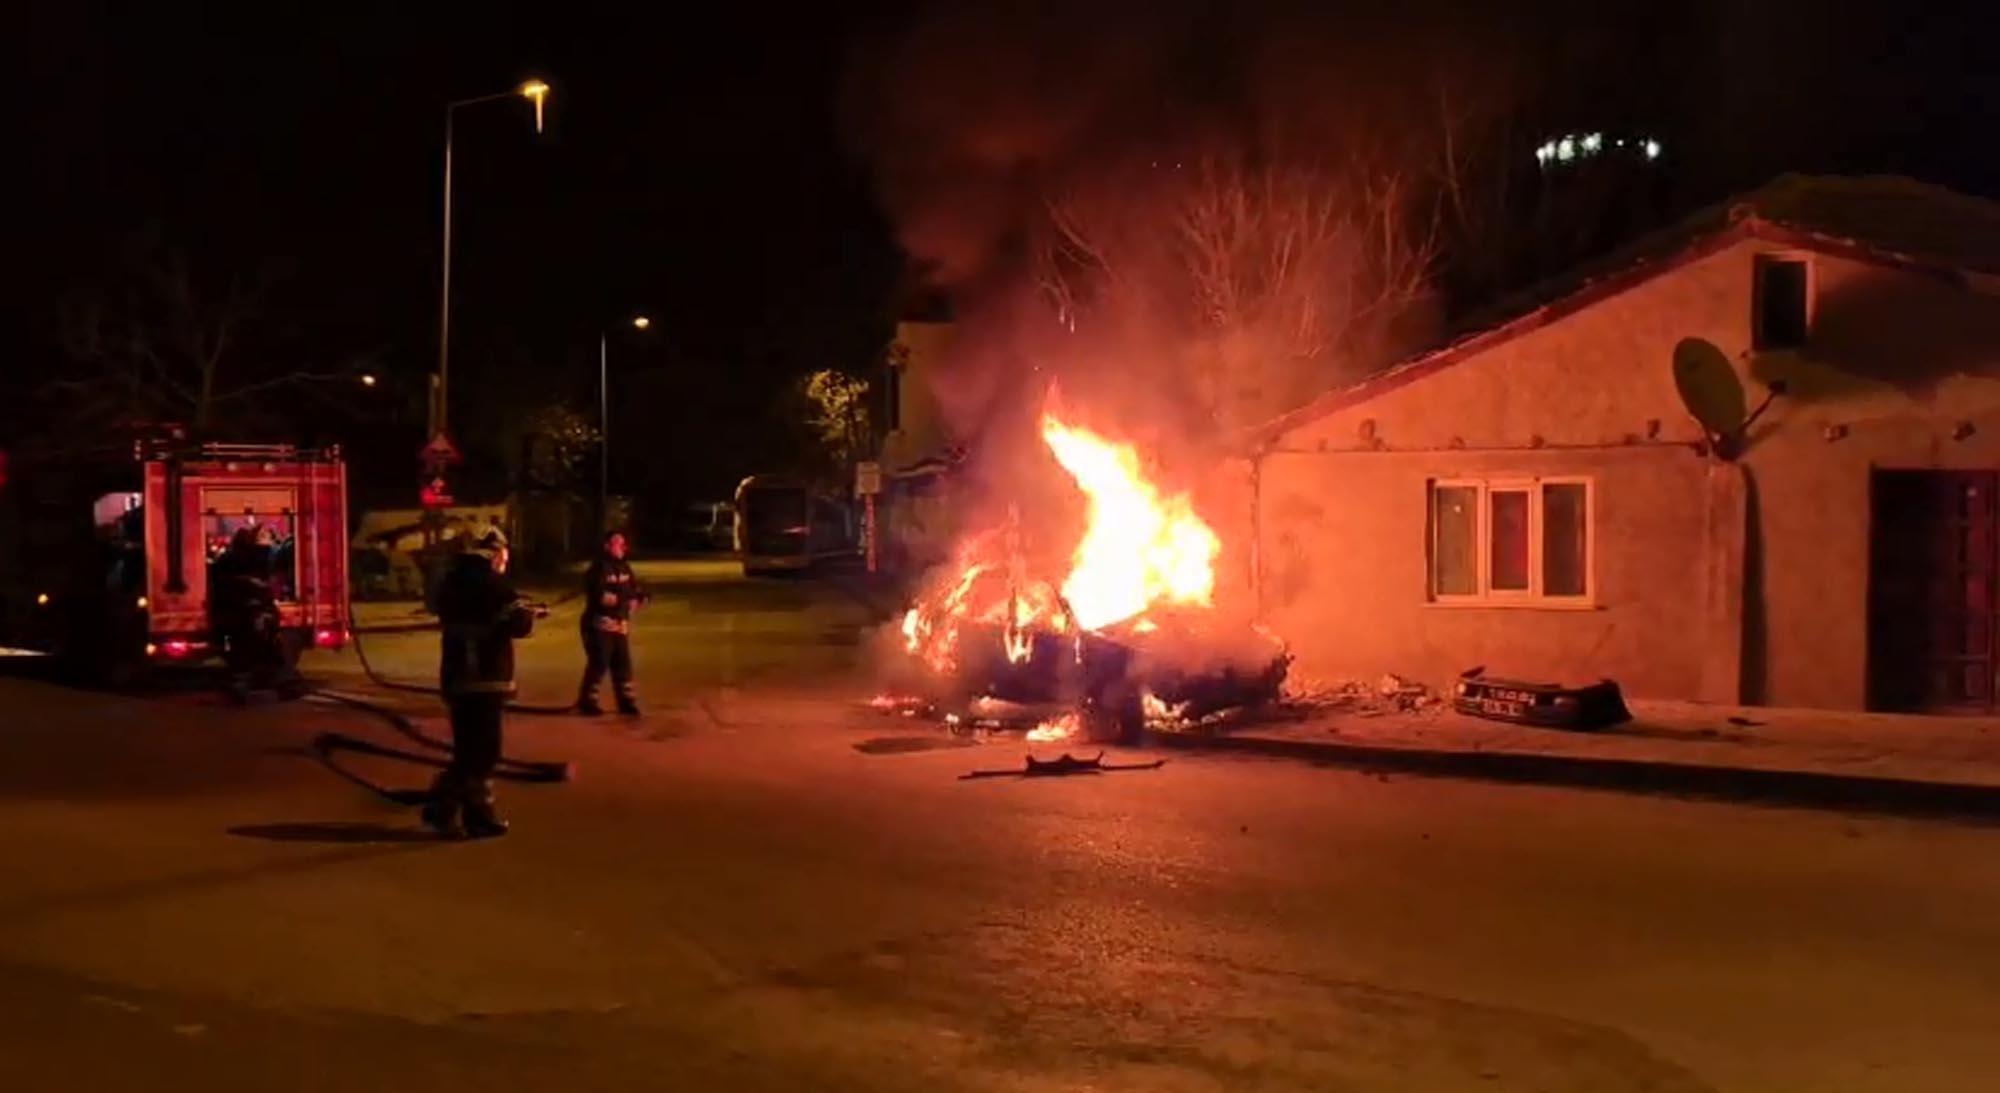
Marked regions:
[1756,257,1808,349]
[1431,485,1478,596]
[1490,490,1530,591]
[1543,483,1588,597]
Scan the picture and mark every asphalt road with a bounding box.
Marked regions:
[1,560,1996,1091]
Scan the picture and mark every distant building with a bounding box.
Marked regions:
[873,313,965,573]
[1237,175,2000,712]
[1533,130,1667,170]
[878,318,955,474]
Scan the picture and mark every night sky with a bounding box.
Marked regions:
[21,1,1996,514]
[24,2,907,513]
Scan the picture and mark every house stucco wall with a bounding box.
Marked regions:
[1259,238,2000,709]
[1257,447,1735,700]
[1737,253,2000,707]
[879,321,955,471]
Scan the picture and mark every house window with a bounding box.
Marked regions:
[1753,255,1810,350]
[1428,478,1594,604]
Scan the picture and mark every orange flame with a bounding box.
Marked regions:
[1026,712,1076,742]
[1040,415,1219,631]
[895,409,1219,677]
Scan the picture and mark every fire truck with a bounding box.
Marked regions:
[0,435,350,684]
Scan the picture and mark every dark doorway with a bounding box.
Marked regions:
[1869,470,1999,712]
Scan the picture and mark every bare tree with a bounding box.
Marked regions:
[1021,66,1545,441]
[1035,139,1453,438]
[52,238,360,436]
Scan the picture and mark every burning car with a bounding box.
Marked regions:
[879,403,1288,742]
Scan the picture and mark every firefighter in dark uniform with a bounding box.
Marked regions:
[425,527,540,839]
[209,525,284,699]
[576,530,647,716]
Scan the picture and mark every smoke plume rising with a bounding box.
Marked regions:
[844,0,1532,465]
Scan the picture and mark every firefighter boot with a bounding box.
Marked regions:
[420,773,465,838]
[576,694,604,716]
[616,691,641,717]
[460,780,510,839]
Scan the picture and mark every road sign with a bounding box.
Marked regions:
[420,476,454,509]
[420,432,462,470]
[855,461,882,496]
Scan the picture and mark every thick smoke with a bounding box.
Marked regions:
[844,0,1533,470]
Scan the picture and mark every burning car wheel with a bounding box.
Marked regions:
[1080,676,1143,744]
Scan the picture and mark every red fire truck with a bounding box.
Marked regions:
[0,436,350,684]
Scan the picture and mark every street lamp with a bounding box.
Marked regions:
[434,78,552,443]
[600,314,652,531]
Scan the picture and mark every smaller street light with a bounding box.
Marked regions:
[520,79,551,133]
[600,315,653,530]
[359,373,379,388]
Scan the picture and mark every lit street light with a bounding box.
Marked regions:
[601,315,652,531]
[359,373,379,388]
[434,78,552,443]
[519,79,550,133]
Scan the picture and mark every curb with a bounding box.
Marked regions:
[1144,730,2000,823]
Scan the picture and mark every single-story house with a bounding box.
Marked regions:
[1237,175,2000,712]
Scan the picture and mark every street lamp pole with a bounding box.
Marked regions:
[433,80,550,442]
[600,315,651,533]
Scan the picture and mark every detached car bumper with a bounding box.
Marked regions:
[1452,676,1631,730]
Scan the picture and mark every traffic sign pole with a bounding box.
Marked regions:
[856,461,882,575]
[865,494,877,574]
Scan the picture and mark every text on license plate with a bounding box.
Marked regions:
[1476,698,1525,717]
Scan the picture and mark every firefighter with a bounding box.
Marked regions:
[209,525,283,699]
[425,527,539,839]
[575,529,647,716]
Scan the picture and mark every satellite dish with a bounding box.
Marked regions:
[1672,337,1747,443]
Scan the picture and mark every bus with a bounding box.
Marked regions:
[733,475,855,576]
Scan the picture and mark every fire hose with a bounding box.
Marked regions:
[303,586,586,803]
[306,688,572,805]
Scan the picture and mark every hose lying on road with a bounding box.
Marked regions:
[306,687,573,807]
[301,587,580,806]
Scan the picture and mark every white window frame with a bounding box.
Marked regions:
[1429,476,1596,607]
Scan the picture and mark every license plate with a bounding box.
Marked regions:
[1476,698,1524,717]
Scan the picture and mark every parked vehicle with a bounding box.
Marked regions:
[0,437,350,684]
[680,501,736,553]
[732,475,854,576]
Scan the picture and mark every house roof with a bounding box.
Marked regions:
[1249,174,2000,448]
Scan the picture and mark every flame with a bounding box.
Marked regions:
[1026,713,1076,742]
[894,408,1219,682]
[1040,415,1219,631]
[1003,626,1034,664]
[898,536,1072,674]
[1142,691,1190,724]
